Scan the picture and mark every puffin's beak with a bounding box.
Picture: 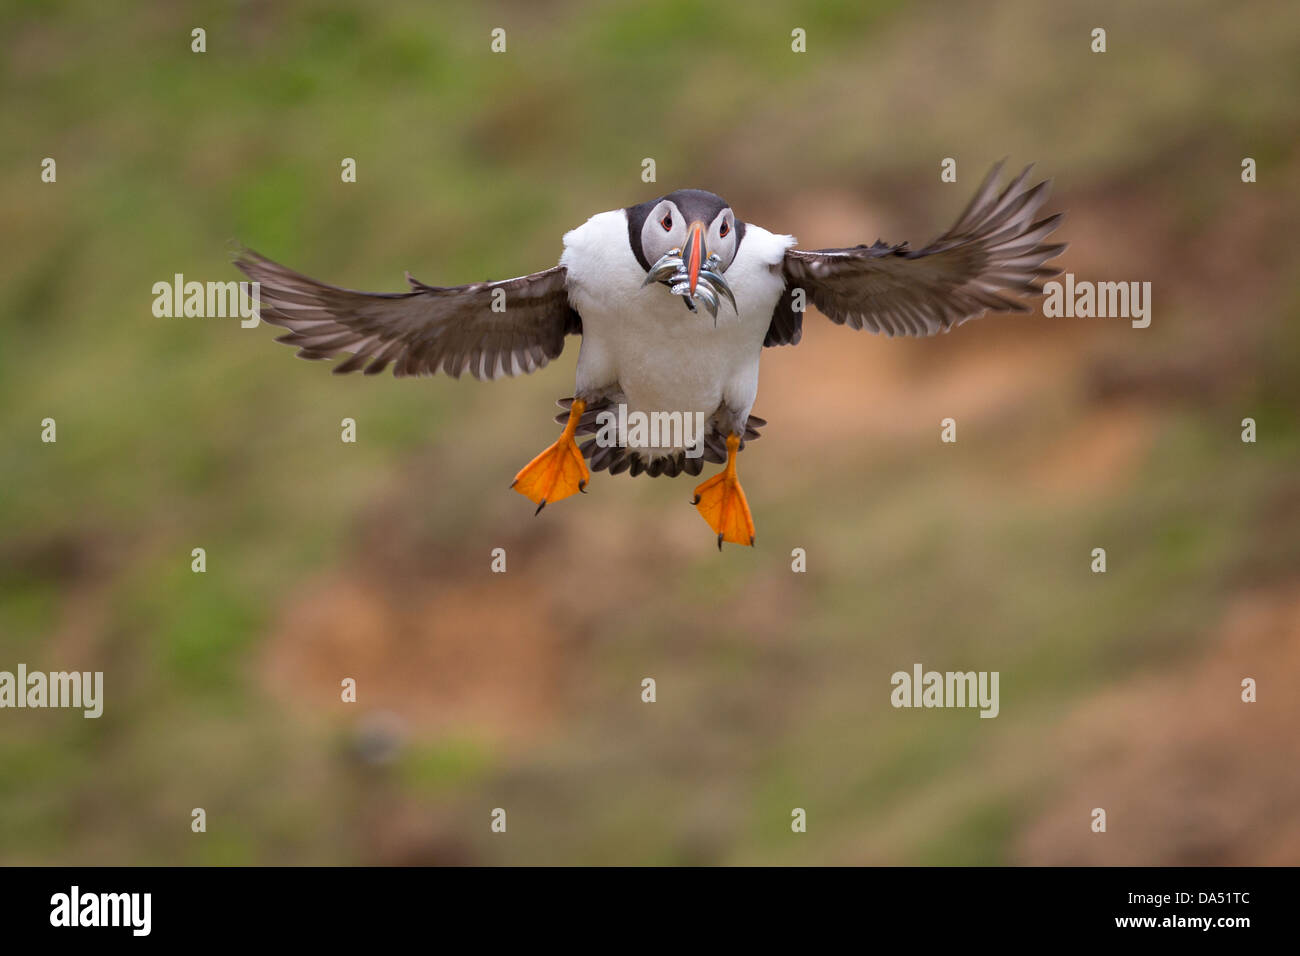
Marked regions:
[682,221,706,296]
[641,225,737,320]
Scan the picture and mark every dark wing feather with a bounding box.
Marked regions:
[233,248,581,379]
[771,162,1065,341]
[763,284,804,347]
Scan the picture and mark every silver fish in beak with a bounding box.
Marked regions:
[699,253,737,313]
[642,249,683,286]
[641,232,737,323]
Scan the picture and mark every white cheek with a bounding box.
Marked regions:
[661,228,684,259]
[642,226,669,263]
[720,237,738,269]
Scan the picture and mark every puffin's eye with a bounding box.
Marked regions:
[661,214,673,231]
[719,220,730,238]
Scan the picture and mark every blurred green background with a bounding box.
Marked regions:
[2,0,1298,865]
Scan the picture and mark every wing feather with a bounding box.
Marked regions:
[234,248,581,379]
[770,162,1065,341]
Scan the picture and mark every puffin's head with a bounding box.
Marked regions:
[628,189,742,318]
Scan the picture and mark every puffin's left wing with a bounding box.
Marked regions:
[766,162,1064,345]
[234,249,581,380]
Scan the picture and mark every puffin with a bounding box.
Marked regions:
[235,161,1064,549]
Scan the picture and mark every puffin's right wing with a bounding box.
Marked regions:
[234,249,581,380]
[765,162,1064,346]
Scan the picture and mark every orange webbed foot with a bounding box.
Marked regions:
[512,399,590,513]
[691,433,755,549]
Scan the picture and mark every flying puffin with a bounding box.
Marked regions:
[235,161,1064,549]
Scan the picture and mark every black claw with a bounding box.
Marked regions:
[535,499,547,516]
[691,494,701,505]
[717,533,724,551]
[579,480,588,494]
[750,536,756,546]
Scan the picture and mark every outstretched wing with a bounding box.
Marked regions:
[234,248,582,379]
[767,162,1065,345]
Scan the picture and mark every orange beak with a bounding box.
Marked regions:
[682,220,706,296]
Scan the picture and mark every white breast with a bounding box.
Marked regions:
[560,209,795,446]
